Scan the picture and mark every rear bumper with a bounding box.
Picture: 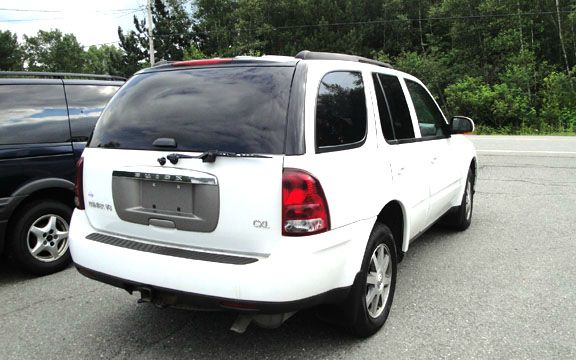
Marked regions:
[69,210,375,309]
[75,263,351,313]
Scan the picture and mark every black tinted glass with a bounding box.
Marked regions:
[0,84,69,145]
[406,80,447,137]
[90,66,294,154]
[377,74,415,140]
[66,85,120,140]
[316,71,367,148]
[372,73,395,141]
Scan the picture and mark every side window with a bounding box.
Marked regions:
[0,84,69,145]
[373,74,415,141]
[405,80,447,138]
[66,85,119,140]
[316,71,367,151]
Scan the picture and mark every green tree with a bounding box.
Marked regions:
[540,69,576,131]
[445,77,497,127]
[118,0,194,67]
[183,45,206,60]
[390,50,451,109]
[193,0,240,56]
[117,26,146,76]
[0,30,23,70]
[83,45,125,76]
[23,30,85,72]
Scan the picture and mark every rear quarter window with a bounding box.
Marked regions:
[315,71,367,152]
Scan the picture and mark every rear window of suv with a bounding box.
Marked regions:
[89,66,295,154]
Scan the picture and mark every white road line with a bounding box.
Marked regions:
[470,136,576,141]
[477,150,576,155]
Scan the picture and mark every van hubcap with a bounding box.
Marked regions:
[366,243,392,318]
[27,214,69,262]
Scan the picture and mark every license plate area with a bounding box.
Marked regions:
[141,180,193,216]
[112,170,220,232]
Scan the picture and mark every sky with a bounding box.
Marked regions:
[0,0,147,48]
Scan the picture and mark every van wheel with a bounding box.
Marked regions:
[343,224,397,337]
[9,200,72,275]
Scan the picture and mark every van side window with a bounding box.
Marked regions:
[0,84,69,145]
[66,85,119,141]
[373,74,415,141]
[405,80,447,138]
[316,71,367,151]
[372,73,395,141]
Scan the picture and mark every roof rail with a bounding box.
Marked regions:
[0,71,126,81]
[295,51,393,69]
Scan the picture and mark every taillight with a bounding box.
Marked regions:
[172,58,233,67]
[282,168,330,236]
[74,157,85,210]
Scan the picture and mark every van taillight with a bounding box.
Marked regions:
[74,157,85,210]
[282,169,330,236]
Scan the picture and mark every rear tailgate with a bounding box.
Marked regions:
[82,64,296,256]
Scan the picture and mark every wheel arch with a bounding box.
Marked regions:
[470,157,477,190]
[7,179,74,245]
[11,178,74,198]
[376,200,408,257]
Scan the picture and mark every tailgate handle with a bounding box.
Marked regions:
[149,218,176,229]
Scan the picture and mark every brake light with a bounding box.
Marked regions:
[74,157,85,210]
[173,58,233,67]
[282,169,330,236]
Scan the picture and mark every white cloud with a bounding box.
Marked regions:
[0,0,147,47]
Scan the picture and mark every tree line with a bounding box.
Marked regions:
[1,0,576,134]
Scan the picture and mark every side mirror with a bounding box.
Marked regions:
[450,116,475,134]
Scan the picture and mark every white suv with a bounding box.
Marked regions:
[70,51,476,337]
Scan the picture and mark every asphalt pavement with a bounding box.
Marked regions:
[1,135,575,359]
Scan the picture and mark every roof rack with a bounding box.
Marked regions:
[295,51,393,69]
[0,71,126,81]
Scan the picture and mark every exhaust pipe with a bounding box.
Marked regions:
[230,312,297,333]
[136,287,153,303]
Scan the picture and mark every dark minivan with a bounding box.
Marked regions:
[0,72,123,275]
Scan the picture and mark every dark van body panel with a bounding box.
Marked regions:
[0,75,123,255]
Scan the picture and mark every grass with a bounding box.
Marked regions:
[474,124,575,136]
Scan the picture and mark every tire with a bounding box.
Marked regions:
[8,200,73,275]
[443,169,474,231]
[342,224,397,338]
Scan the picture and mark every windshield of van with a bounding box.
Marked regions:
[89,66,295,154]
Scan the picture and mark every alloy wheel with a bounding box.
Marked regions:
[26,214,69,262]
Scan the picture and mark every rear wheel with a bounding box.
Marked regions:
[9,200,72,275]
[342,224,397,337]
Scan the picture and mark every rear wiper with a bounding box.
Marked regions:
[159,150,271,165]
